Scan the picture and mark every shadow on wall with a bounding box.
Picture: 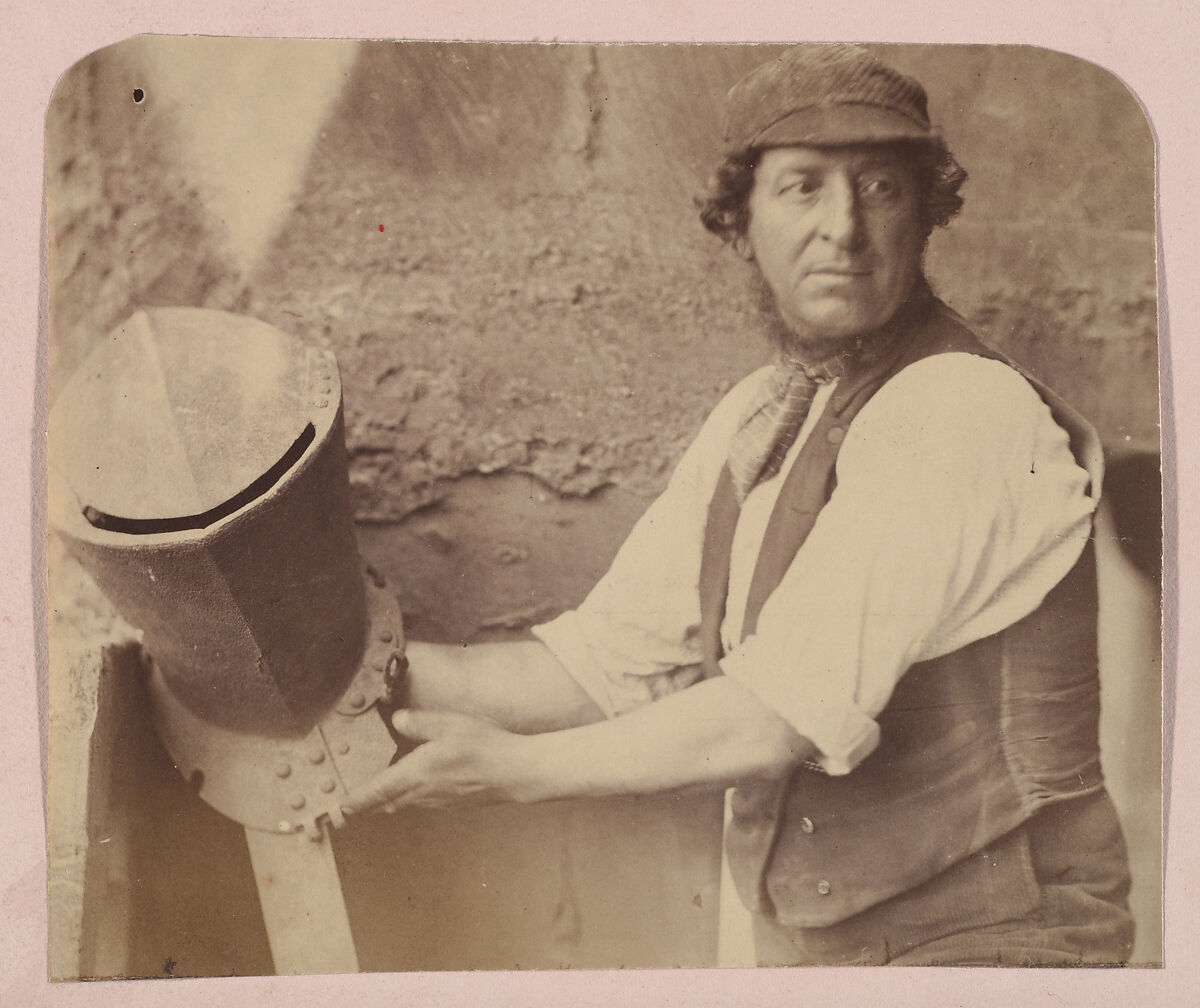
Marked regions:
[46,36,357,393]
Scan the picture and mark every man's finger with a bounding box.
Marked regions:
[390,708,472,742]
[341,765,414,815]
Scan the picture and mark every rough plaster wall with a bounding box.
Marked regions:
[276,43,1158,519]
[46,39,1161,973]
[48,42,1159,534]
[250,42,1157,641]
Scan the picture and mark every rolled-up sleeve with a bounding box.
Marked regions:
[718,354,1097,775]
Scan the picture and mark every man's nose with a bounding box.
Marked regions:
[818,176,865,250]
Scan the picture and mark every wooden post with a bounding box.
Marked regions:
[243,824,359,975]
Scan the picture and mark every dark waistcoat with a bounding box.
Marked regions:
[700,292,1106,929]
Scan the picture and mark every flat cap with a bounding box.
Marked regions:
[723,44,935,154]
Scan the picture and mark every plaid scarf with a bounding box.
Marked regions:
[726,347,855,503]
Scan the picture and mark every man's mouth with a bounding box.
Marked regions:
[808,266,872,277]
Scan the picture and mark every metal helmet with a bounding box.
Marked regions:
[50,308,401,838]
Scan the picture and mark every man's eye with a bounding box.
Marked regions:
[861,176,899,200]
[780,177,819,197]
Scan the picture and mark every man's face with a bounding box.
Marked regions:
[744,144,925,355]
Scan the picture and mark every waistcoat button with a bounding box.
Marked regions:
[826,426,845,445]
[816,879,832,895]
[799,816,815,834]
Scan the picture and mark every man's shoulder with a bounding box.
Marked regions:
[880,351,1037,410]
[664,366,776,490]
[890,299,1101,480]
[883,295,1036,411]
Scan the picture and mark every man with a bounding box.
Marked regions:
[342,44,1134,966]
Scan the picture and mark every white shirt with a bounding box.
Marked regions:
[532,353,1097,775]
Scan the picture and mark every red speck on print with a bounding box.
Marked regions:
[378,225,385,232]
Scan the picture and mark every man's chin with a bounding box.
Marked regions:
[772,329,861,363]
[791,299,885,337]
[751,275,894,360]
[771,309,880,360]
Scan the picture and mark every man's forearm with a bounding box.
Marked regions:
[404,639,605,734]
[342,642,815,815]
[508,676,814,802]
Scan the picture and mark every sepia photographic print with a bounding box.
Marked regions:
[43,37,1162,979]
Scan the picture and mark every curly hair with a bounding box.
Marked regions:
[697,138,968,245]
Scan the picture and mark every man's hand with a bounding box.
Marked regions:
[340,709,533,815]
